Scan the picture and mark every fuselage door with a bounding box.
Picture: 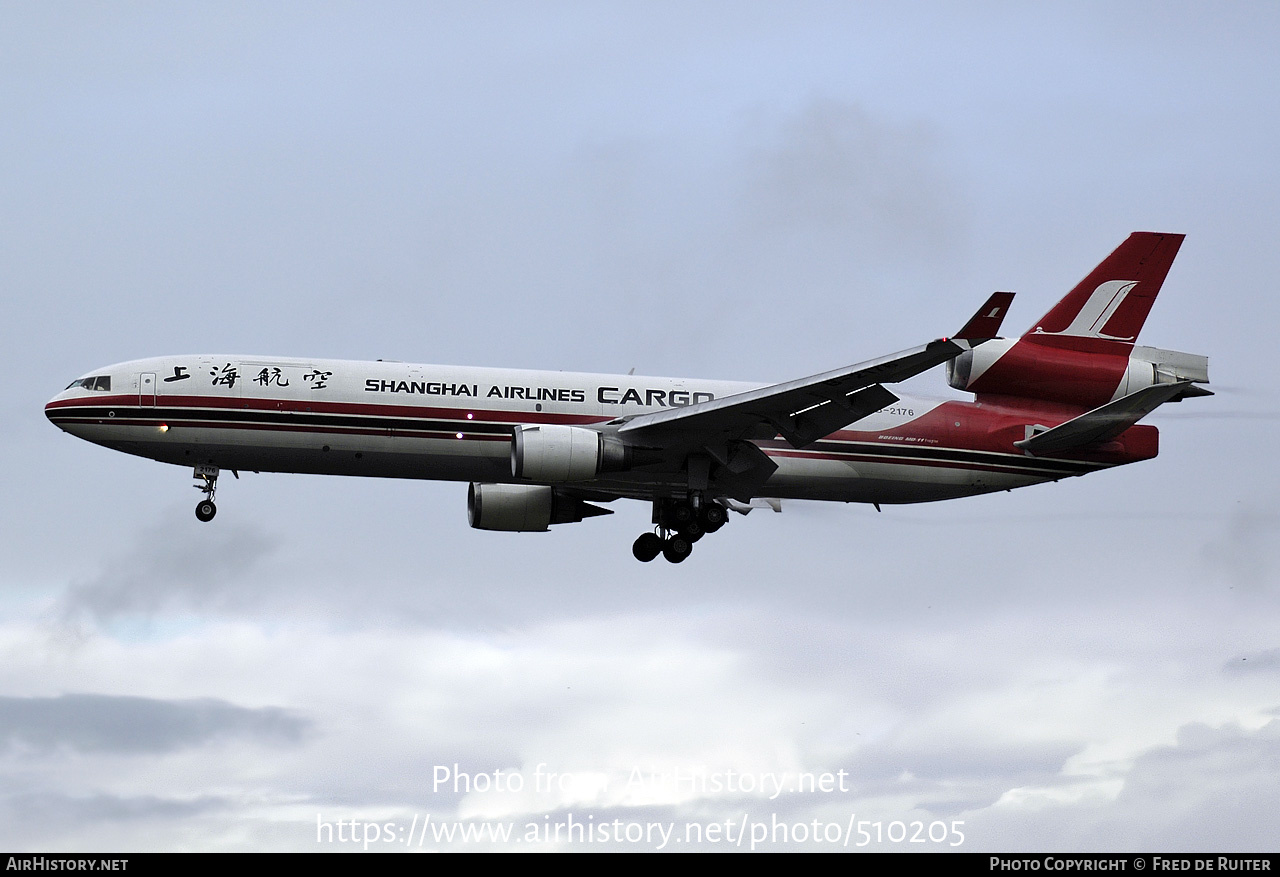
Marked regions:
[140,373,156,407]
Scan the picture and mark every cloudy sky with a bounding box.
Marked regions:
[3,1,1278,852]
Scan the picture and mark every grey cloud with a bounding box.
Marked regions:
[1094,719,1280,851]
[837,736,1083,817]
[981,719,1280,852]
[0,694,310,755]
[1118,719,1280,803]
[1223,647,1280,675]
[60,517,279,621]
[1201,506,1280,593]
[738,99,961,259]
[0,791,228,850]
[847,737,1081,786]
[1,790,223,824]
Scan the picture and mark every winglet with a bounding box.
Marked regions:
[954,291,1015,341]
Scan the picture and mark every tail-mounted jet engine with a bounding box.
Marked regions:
[467,482,612,532]
[510,424,633,482]
[946,341,1210,407]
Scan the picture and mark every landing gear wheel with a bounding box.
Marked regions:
[632,532,663,562]
[700,503,727,532]
[663,534,693,564]
[680,524,704,543]
[670,503,695,528]
[195,500,217,522]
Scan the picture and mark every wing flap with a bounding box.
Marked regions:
[776,383,899,448]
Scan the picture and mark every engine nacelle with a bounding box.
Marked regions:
[1113,345,1211,399]
[467,482,609,532]
[510,424,631,482]
[947,338,1209,406]
[946,338,1015,393]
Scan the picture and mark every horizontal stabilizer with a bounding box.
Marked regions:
[955,291,1015,341]
[1014,381,1196,455]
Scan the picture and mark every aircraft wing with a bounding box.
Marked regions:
[619,339,953,450]
[618,292,1015,452]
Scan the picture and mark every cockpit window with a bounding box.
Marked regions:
[65,376,111,391]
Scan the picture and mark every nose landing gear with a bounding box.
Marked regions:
[193,464,219,522]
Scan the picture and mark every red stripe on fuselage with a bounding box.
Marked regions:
[47,390,1159,467]
[45,393,613,426]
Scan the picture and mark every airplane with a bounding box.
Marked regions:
[46,232,1210,563]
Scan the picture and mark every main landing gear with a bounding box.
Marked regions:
[193,464,219,522]
[632,497,729,564]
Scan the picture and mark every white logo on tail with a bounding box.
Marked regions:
[1044,279,1138,340]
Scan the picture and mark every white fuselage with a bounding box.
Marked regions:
[46,354,1096,507]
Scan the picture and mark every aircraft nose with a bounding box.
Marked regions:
[45,387,77,432]
[45,394,63,428]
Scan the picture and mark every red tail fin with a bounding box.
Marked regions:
[957,233,1191,407]
[1024,232,1184,352]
